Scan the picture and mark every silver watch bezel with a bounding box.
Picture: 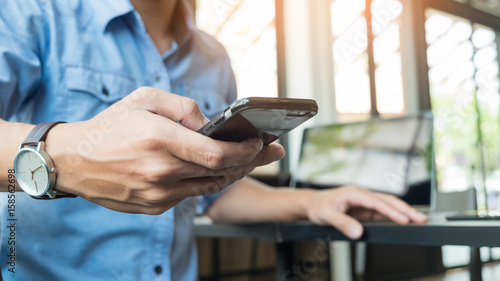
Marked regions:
[13,142,57,198]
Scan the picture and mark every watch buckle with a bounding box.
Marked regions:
[46,190,57,199]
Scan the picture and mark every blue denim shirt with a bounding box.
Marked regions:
[0,0,236,280]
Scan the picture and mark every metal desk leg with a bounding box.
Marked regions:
[330,241,353,281]
[212,238,220,281]
[469,247,482,281]
[276,242,294,281]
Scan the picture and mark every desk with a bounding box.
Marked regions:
[194,212,500,281]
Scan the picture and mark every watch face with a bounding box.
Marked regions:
[14,148,51,197]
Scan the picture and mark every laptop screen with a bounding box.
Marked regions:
[293,114,434,202]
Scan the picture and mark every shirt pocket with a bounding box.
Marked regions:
[64,65,136,121]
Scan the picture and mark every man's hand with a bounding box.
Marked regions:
[306,186,428,239]
[45,87,285,214]
[207,178,427,240]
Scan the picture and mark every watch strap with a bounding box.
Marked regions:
[34,192,77,200]
[22,122,67,147]
[21,121,77,199]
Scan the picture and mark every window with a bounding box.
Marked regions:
[195,0,278,99]
[467,0,500,18]
[195,0,281,175]
[425,8,500,208]
[330,0,405,121]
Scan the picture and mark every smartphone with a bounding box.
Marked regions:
[198,97,318,145]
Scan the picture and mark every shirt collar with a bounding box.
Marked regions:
[89,0,136,33]
[89,0,195,45]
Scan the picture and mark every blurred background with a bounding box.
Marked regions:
[191,0,500,280]
[195,0,500,201]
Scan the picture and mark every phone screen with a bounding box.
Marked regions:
[239,108,312,135]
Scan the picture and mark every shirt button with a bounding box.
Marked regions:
[102,85,109,96]
[152,74,161,82]
[154,265,162,274]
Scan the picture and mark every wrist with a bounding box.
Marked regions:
[13,122,78,199]
[0,121,34,191]
[3,120,35,161]
[288,188,316,221]
[43,122,80,196]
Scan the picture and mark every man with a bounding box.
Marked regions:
[0,0,426,280]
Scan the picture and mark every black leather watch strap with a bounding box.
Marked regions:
[35,193,77,200]
[22,122,67,147]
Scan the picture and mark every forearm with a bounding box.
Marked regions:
[207,177,315,223]
[0,119,35,190]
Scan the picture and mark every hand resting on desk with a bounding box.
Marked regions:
[306,186,428,239]
[207,179,428,240]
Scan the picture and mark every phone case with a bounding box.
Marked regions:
[198,97,318,144]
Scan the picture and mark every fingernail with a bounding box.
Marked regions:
[273,148,285,161]
[348,224,363,239]
[415,212,427,221]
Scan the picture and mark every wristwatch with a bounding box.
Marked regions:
[13,122,76,199]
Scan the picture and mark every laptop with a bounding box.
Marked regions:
[291,113,436,212]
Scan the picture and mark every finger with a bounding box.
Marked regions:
[371,213,390,221]
[151,167,255,202]
[170,130,262,168]
[349,209,390,222]
[120,87,207,131]
[321,210,364,240]
[91,197,183,215]
[348,190,410,224]
[144,140,284,182]
[375,193,412,210]
[375,193,428,223]
[150,153,259,182]
[142,112,263,169]
[347,208,378,221]
[165,121,285,169]
[236,143,285,170]
[138,104,285,169]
